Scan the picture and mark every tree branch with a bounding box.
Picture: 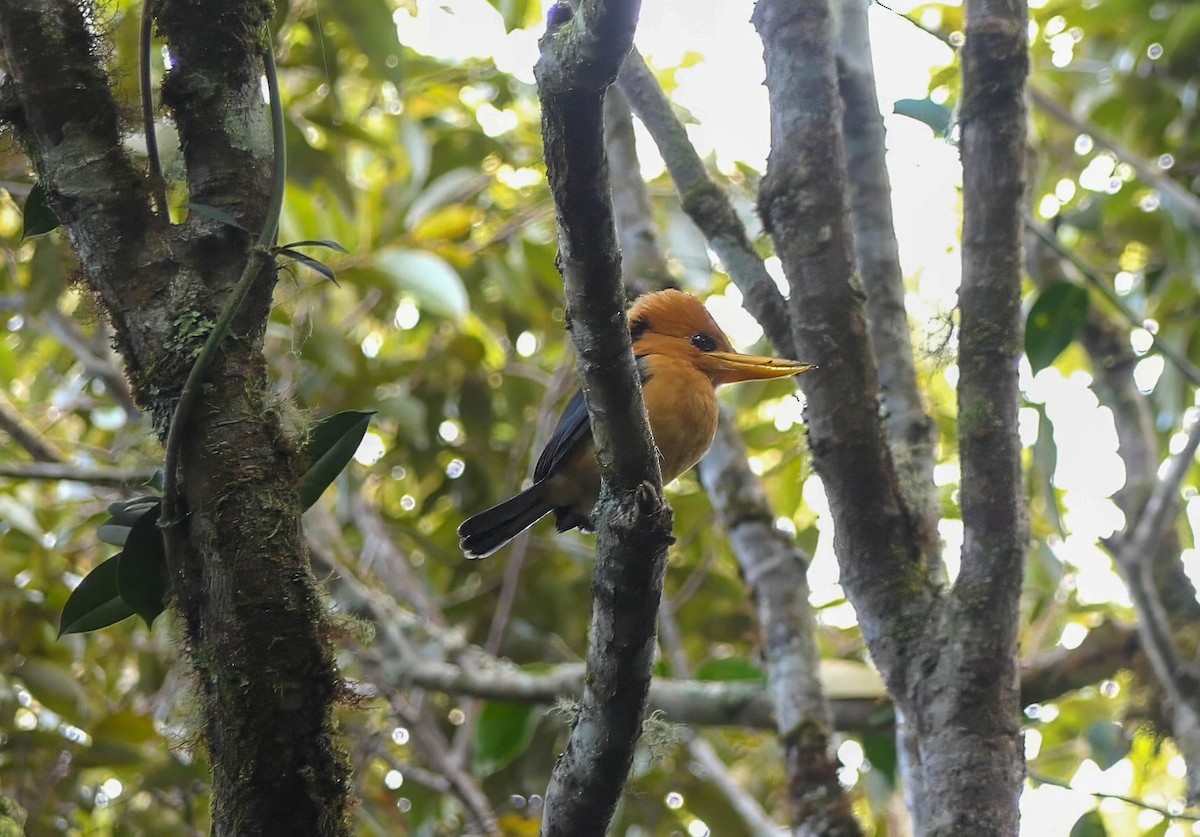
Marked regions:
[1109,419,1200,804]
[616,49,796,359]
[923,0,1029,832]
[533,3,675,833]
[699,410,860,836]
[0,462,156,486]
[752,0,931,703]
[1028,87,1200,230]
[603,86,676,295]
[0,392,64,463]
[834,0,941,577]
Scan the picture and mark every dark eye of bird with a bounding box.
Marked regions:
[690,333,718,352]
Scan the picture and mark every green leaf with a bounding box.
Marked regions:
[278,239,349,253]
[861,732,898,786]
[22,182,60,238]
[60,555,136,636]
[694,657,765,682]
[893,98,953,137]
[186,202,248,232]
[491,0,532,31]
[1025,281,1090,373]
[276,248,339,284]
[1084,720,1129,771]
[474,701,538,777]
[296,410,375,510]
[1068,810,1107,837]
[116,505,168,628]
[99,496,163,546]
[375,248,469,318]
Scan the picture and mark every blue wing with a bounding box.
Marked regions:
[534,388,591,482]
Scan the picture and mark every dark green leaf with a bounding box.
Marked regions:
[861,732,898,786]
[694,657,765,682]
[102,497,163,546]
[1025,281,1090,373]
[1068,810,1107,837]
[1084,720,1129,771]
[186,202,248,232]
[295,410,375,510]
[473,701,538,777]
[60,555,135,636]
[893,98,953,137]
[116,506,168,628]
[22,182,60,238]
[144,470,165,492]
[276,248,339,284]
[278,239,349,253]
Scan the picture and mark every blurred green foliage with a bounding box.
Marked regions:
[0,0,1197,834]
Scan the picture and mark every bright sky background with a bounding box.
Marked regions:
[394,1,1195,831]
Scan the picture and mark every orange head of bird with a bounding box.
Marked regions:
[628,289,814,385]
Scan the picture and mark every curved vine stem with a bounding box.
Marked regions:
[140,0,169,216]
[160,34,286,536]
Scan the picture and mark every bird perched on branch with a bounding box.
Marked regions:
[458,289,813,558]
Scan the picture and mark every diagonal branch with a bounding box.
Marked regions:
[753,0,932,702]
[616,49,796,359]
[533,3,675,834]
[1109,419,1200,804]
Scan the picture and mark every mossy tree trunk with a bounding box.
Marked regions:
[0,1,352,833]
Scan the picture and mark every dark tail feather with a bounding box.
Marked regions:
[458,481,553,559]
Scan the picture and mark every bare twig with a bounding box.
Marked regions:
[0,392,65,462]
[1028,87,1200,230]
[0,462,155,486]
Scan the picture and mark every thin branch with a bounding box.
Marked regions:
[1025,219,1200,388]
[0,392,64,463]
[699,409,860,835]
[1108,417,1200,804]
[603,85,675,295]
[616,49,796,359]
[834,0,941,577]
[387,697,499,836]
[32,309,141,419]
[1028,87,1200,231]
[534,2,676,834]
[1028,771,1200,823]
[0,462,156,486]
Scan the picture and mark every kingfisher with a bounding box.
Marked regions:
[458,289,813,558]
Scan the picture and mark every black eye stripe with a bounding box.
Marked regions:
[691,333,718,352]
